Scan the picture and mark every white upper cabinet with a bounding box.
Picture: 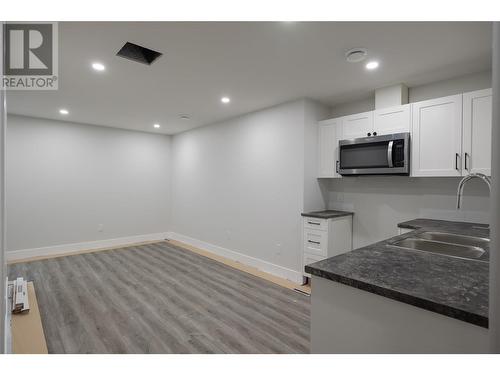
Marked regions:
[317,89,491,179]
[318,118,342,178]
[373,104,411,136]
[462,88,492,176]
[411,94,463,177]
[341,111,374,139]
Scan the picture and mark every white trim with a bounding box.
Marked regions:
[1,21,7,354]
[6,231,303,284]
[6,232,170,262]
[166,231,303,284]
[4,278,11,353]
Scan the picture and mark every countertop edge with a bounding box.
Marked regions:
[304,265,488,329]
[397,222,419,230]
[301,211,354,219]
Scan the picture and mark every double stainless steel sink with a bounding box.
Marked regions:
[389,231,489,261]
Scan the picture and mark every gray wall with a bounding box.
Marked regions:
[303,99,331,212]
[330,96,375,118]
[331,71,492,117]
[409,71,492,102]
[6,100,329,280]
[6,115,172,252]
[171,100,326,275]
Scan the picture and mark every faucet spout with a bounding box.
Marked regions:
[456,173,491,209]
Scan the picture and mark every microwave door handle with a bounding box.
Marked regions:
[387,140,394,168]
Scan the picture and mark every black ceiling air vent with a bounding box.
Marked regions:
[116,42,162,65]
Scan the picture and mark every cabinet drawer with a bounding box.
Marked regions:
[303,217,327,231]
[303,229,328,257]
[303,253,327,276]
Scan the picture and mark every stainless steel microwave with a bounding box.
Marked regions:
[338,132,410,176]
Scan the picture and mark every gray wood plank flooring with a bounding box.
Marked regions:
[8,241,310,353]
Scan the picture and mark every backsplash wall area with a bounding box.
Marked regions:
[321,177,490,249]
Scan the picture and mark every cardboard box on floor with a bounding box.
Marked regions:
[11,282,48,354]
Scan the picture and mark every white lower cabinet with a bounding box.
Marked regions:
[302,215,353,278]
[303,216,328,231]
[303,229,328,257]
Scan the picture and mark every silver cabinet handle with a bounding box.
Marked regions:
[336,160,339,173]
[455,153,460,171]
[307,221,320,225]
[465,152,470,171]
[387,140,394,168]
[308,240,321,245]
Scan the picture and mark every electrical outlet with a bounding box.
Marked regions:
[275,242,282,257]
[98,224,104,232]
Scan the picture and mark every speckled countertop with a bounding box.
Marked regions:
[305,218,490,328]
[301,210,354,219]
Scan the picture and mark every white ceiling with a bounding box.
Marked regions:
[6,22,492,135]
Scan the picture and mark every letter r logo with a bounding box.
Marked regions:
[3,23,53,75]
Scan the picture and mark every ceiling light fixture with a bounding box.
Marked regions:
[180,115,190,120]
[59,109,69,115]
[365,61,379,70]
[221,97,231,104]
[153,124,160,129]
[92,62,106,71]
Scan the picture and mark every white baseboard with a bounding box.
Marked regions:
[166,232,303,284]
[6,232,170,262]
[6,231,303,284]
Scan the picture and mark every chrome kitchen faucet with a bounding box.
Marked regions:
[456,173,492,210]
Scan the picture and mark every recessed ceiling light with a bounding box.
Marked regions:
[179,114,190,120]
[92,62,106,71]
[221,97,231,104]
[153,124,160,129]
[365,61,379,70]
[59,109,69,115]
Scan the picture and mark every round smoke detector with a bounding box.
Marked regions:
[345,48,368,63]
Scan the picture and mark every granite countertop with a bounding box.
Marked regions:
[305,218,490,328]
[301,210,354,219]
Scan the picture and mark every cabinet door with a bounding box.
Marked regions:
[463,89,492,176]
[411,94,463,176]
[327,216,353,257]
[373,104,411,136]
[318,119,342,178]
[341,111,374,140]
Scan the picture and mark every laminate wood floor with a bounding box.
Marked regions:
[8,241,310,353]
